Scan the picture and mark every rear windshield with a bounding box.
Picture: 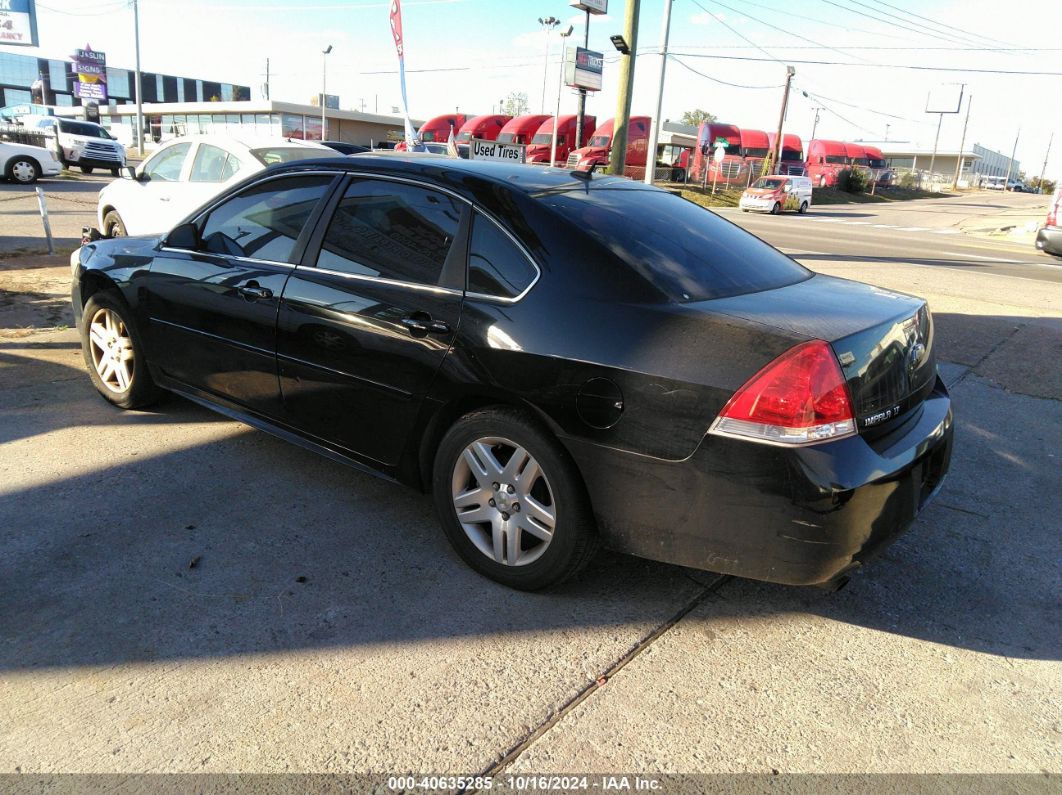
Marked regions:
[251,146,333,165]
[59,120,111,139]
[545,187,811,302]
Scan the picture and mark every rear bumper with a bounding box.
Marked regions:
[1036,226,1062,256]
[563,377,954,586]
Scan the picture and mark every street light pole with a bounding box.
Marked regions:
[551,25,574,167]
[133,0,144,157]
[643,0,673,185]
[321,45,332,141]
[538,16,559,114]
[575,8,590,151]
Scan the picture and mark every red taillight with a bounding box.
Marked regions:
[709,340,856,446]
[1048,204,1058,227]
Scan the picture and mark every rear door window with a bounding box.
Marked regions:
[198,175,333,262]
[190,143,242,182]
[545,186,811,302]
[467,211,538,299]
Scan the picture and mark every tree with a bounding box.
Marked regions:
[680,109,717,127]
[501,91,529,117]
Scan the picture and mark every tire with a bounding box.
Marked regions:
[770,202,781,215]
[103,210,126,238]
[799,201,809,214]
[80,165,94,174]
[80,291,161,409]
[432,406,598,590]
[7,157,39,184]
[111,167,120,177]
[819,175,827,188]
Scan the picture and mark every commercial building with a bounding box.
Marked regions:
[51,99,421,149]
[880,141,1019,186]
[0,49,249,109]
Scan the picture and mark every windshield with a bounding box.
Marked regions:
[456,132,472,142]
[251,146,331,165]
[59,120,111,139]
[589,135,611,147]
[544,187,810,303]
[825,155,847,164]
[496,133,516,143]
[743,147,770,158]
[752,178,786,190]
[867,158,887,169]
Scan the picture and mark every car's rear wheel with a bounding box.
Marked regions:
[7,157,39,184]
[103,210,126,238]
[799,201,809,214]
[111,167,120,177]
[81,292,161,409]
[432,407,597,590]
[819,175,827,188]
[770,202,781,215]
[80,165,94,174]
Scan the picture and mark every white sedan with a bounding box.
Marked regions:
[96,135,339,237]
[1,140,63,184]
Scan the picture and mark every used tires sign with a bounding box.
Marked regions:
[469,138,526,164]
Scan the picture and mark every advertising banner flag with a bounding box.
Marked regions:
[389,0,420,150]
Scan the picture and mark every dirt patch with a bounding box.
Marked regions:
[0,256,75,337]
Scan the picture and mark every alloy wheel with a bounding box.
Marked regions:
[451,436,556,566]
[88,307,134,393]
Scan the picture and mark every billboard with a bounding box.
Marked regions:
[570,0,607,13]
[925,84,963,114]
[314,93,340,109]
[564,46,603,92]
[0,0,39,46]
[73,46,108,101]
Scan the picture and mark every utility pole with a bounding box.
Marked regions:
[132,0,144,157]
[769,66,795,175]
[321,45,332,140]
[1004,127,1020,189]
[884,122,890,142]
[643,0,673,184]
[952,94,972,190]
[1036,132,1053,193]
[538,16,560,114]
[551,25,574,167]
[928,112,944,180]
[810,107,820,141]
[608,0,640,176]
[575,7,590,151]
[264,58,270,100]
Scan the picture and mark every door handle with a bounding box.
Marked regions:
[238,284,273,301]
[401,314,451,338]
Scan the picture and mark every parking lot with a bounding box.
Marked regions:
[0,175,1059,782]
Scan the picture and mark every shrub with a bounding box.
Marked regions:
[835,167,869,194]
[898,171,920,189]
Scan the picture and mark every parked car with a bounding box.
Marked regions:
[322,141,370,155]
[0,139,62,184]
[94,135,338,237]
[70,155,953,591]
[1035,187,1062,256]
[20,115,126,175]
[739,175,813,214]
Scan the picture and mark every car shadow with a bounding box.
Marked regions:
[0,312,1057,674]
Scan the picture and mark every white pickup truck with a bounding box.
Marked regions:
[19,116,126,175]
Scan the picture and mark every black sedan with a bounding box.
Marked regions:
[71,154,953,591]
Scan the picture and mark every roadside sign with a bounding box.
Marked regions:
[570,0,607,14]
[713,137,729,148]
[713,147,726,163]
[469,138,526,164]
[0,0,39,47]
[565,46,604,92]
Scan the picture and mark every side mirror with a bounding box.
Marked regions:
[119,166,138,180]
[165,222,199,250]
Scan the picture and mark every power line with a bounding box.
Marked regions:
[668,56,784,89]
[871,0,1020,49]
[721,0,916,42]
[844,0,995,48]
[818,0,987,48]
[798,86,931,124]
[686,0,787,64]
[668,51,1062,76]
[671,44,1062,52]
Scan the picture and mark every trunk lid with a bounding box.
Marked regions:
[698,274,937,435]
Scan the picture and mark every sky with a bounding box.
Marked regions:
[15,0,1062,179]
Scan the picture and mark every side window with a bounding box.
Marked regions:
[316,179,462,286]
[190,144,242,183]
[143,142,192,182]
[199,175,333,262]
[467,211,537,299]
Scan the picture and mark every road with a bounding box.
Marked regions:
[0,184,1059,786]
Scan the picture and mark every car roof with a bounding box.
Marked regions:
[262,151,648,198]
[157,134,332,152]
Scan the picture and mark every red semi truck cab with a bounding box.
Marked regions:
[738,128,771,180]
[565,116,651,175]
[497,114,552,146]
[456,114,511,144]
[806,139,849,187]
[395,113,471,151]
[526,114,596,165]
[767,133,805,175]
[863,145,892,186]
[692,122,743,185]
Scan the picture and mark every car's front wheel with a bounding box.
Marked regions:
[103,210,126,238]
[770,202,781,214]
[7,157,39,184]
[81,292,161,409]
[80,165,94,174]
[799,201,809,214]
[433,407,597,590]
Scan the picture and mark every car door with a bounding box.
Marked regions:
[125,141,193,234]
[184,142,247,216]
[276,175,467,465]
[144,172,338,417]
